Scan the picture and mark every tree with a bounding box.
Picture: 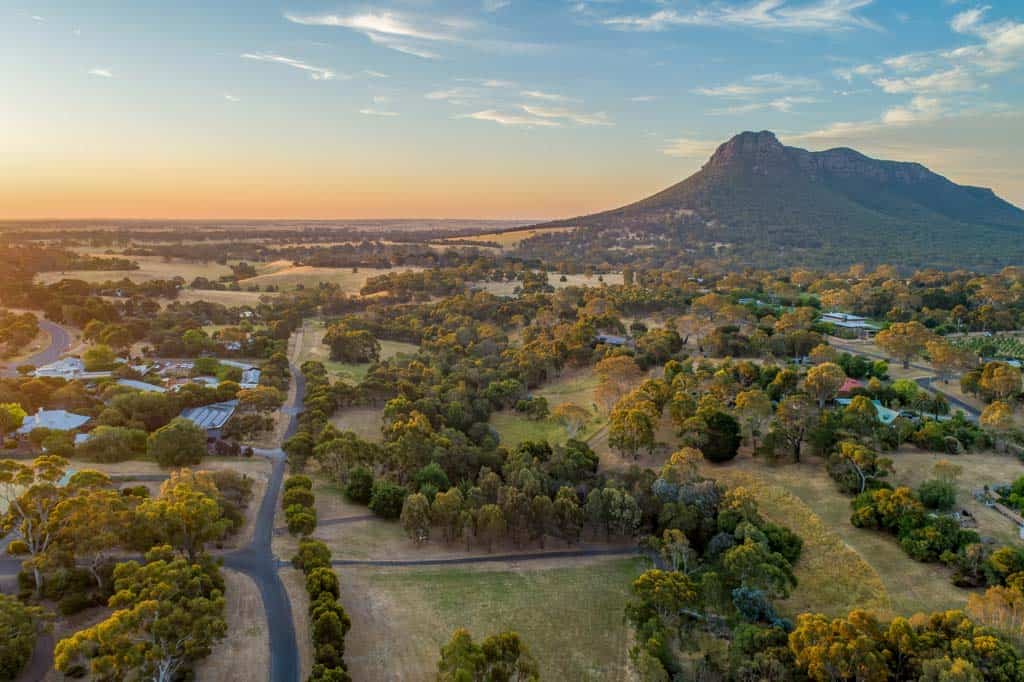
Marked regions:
[476,504,506,552]
[82,344,117,371]
[431,488,464,544]
[323,326,380,364]
[626,569,697,624]
[147,418,207,468]
[926,340,973,383]
[594,355,643,412]
[772,395,817,462]
[980,363,1022,401]
[55,551,227,682]
[830,441,893,494]
[981,401,1015,445]
[608,399,657,460]
[702,411,741,463]
[735,389,772,450]
[0,403,26,438]
[804,362,846,407]
[400,493,431,545]
[138,472,231,562]
[875,321,933,369]
[76,425,148,462]
[0,594,43,680]
[368,480,407,519]
[52,488,134,590]
[789,610,889,682]
[552,403,591,438]
[0,456,80,595]
[436,628,539,682]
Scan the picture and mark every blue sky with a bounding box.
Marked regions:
[3,0,1023,219]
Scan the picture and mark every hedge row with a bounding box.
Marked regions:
[283,475,317,536]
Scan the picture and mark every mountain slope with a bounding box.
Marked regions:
[535,131,1024,269]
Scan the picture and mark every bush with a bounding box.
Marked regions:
[305,568,340,602]
[284,475,313,492]
[57,591,94,616]
[282,487,315,510]
[147,418,207,467]
[308,664,352,682]
[0,594,38,679]
[285,504,317,536]
[368,480,407,519]
[344,467,373,504]
[918,479,956,511]
[702,411,741,463]
[292,539,332,574]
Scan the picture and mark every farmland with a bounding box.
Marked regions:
[950,333,1024,360]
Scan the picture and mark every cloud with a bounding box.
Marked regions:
[661,137,720,158]
[461,110,561,127]
[241,53,338,80]
[88,68,113,78]
[874,66,978,94]
[881,95,944,124]
[630,95,660,102]
[882,52,933,72]
[695,72,818,97]
[363,70,390,78]
[425,87,480,104]
[520,104,612,126]
[482,0,511,11]
[712,95,818,114]
[605,0,878,32]
[834,63,882,81]
[360,108,400,116]
[521,89,576,102]
[31,15,45,22]
[948,6,1024,74]
[224,94,241,102]
[286,10,455,59]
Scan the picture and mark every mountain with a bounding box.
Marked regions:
[534,131,1024,269]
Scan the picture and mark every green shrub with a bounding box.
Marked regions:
[344,467,373,504]
[292,539,331,574]
[0,594,38,679]
[282,487,315,509]
[284,475,313,492]
[305,567,340,602]
[285,504,317,536]
[918,479,957,511]
[368,480,407,519]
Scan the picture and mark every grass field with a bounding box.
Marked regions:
[340,558,643,681]
[489,369,604,449]
[177,289,275,306]
[35,255,235,285]
[195,569,269,682]
[473,271,625,297]
[444,226,577,249]
[329,406,385,442]
[704,455,969,617]
[238,265,423,294]
[297,318,418,383]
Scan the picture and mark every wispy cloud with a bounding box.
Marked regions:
[482,0,511,11]
[286,10,455,59]
[881,95,944,124]
[31,15,45,22]
[875,66,978,94]
[88,68,113,78]
[360,108,400,116]
[605,0,878,32]
[695,73,818,97]
[241,53,338,80]
[461,110,562,127]
[521,104,612,126]
[834,63,882,81]
[630,95,660,102]
[521,89,577,102]
[224,94,240,102]
[363,70,390,78]
[712,95,818,114]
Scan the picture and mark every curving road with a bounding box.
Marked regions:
[1,318,73,377]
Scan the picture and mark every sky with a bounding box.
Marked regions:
[2,0,1023,220]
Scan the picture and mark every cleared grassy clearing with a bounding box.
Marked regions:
[340,558,642,681]
[176,289,274,306]
[490,369,604,449]
[702,465,890,618]
[329,406,384,442]
[297,318,419,383]
[195,569,270,682]
[239,265,423,294]
[35,255,235,285]
[444,226,577,249]
[705,456,968,617]
[889,448,1024,546]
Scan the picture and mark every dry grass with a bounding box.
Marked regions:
[195,569,270,682]
[703,466,891,618]
[472,272,625,297]
[176,289,276,306]
[280,568,314,681]
[889,447,1024,546]
[239,265,423,294]
[445,226,576,249]
[297,318,418,383]
[339,557,642,681]
[35,256,235,285]
[705,455,969,617]
[329,407,384,442]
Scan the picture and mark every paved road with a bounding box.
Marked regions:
[221,359,306,682]
[828,336,981,421]
[329,546,641,567]
[0,318,72,377]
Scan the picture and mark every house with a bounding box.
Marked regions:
[179,400,238,439]
[117,379,167,393]
[34,357,85,379]
[17,408,91,435]
[594,333,633,348]
[819,312,879,337]
[240,368,261,389]
[839,377,864,394]
[835,398,901,425]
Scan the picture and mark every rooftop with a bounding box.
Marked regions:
[18,409,91,434]
[180,400,238,431]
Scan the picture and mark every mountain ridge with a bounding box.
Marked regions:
[530,130,1024,269]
